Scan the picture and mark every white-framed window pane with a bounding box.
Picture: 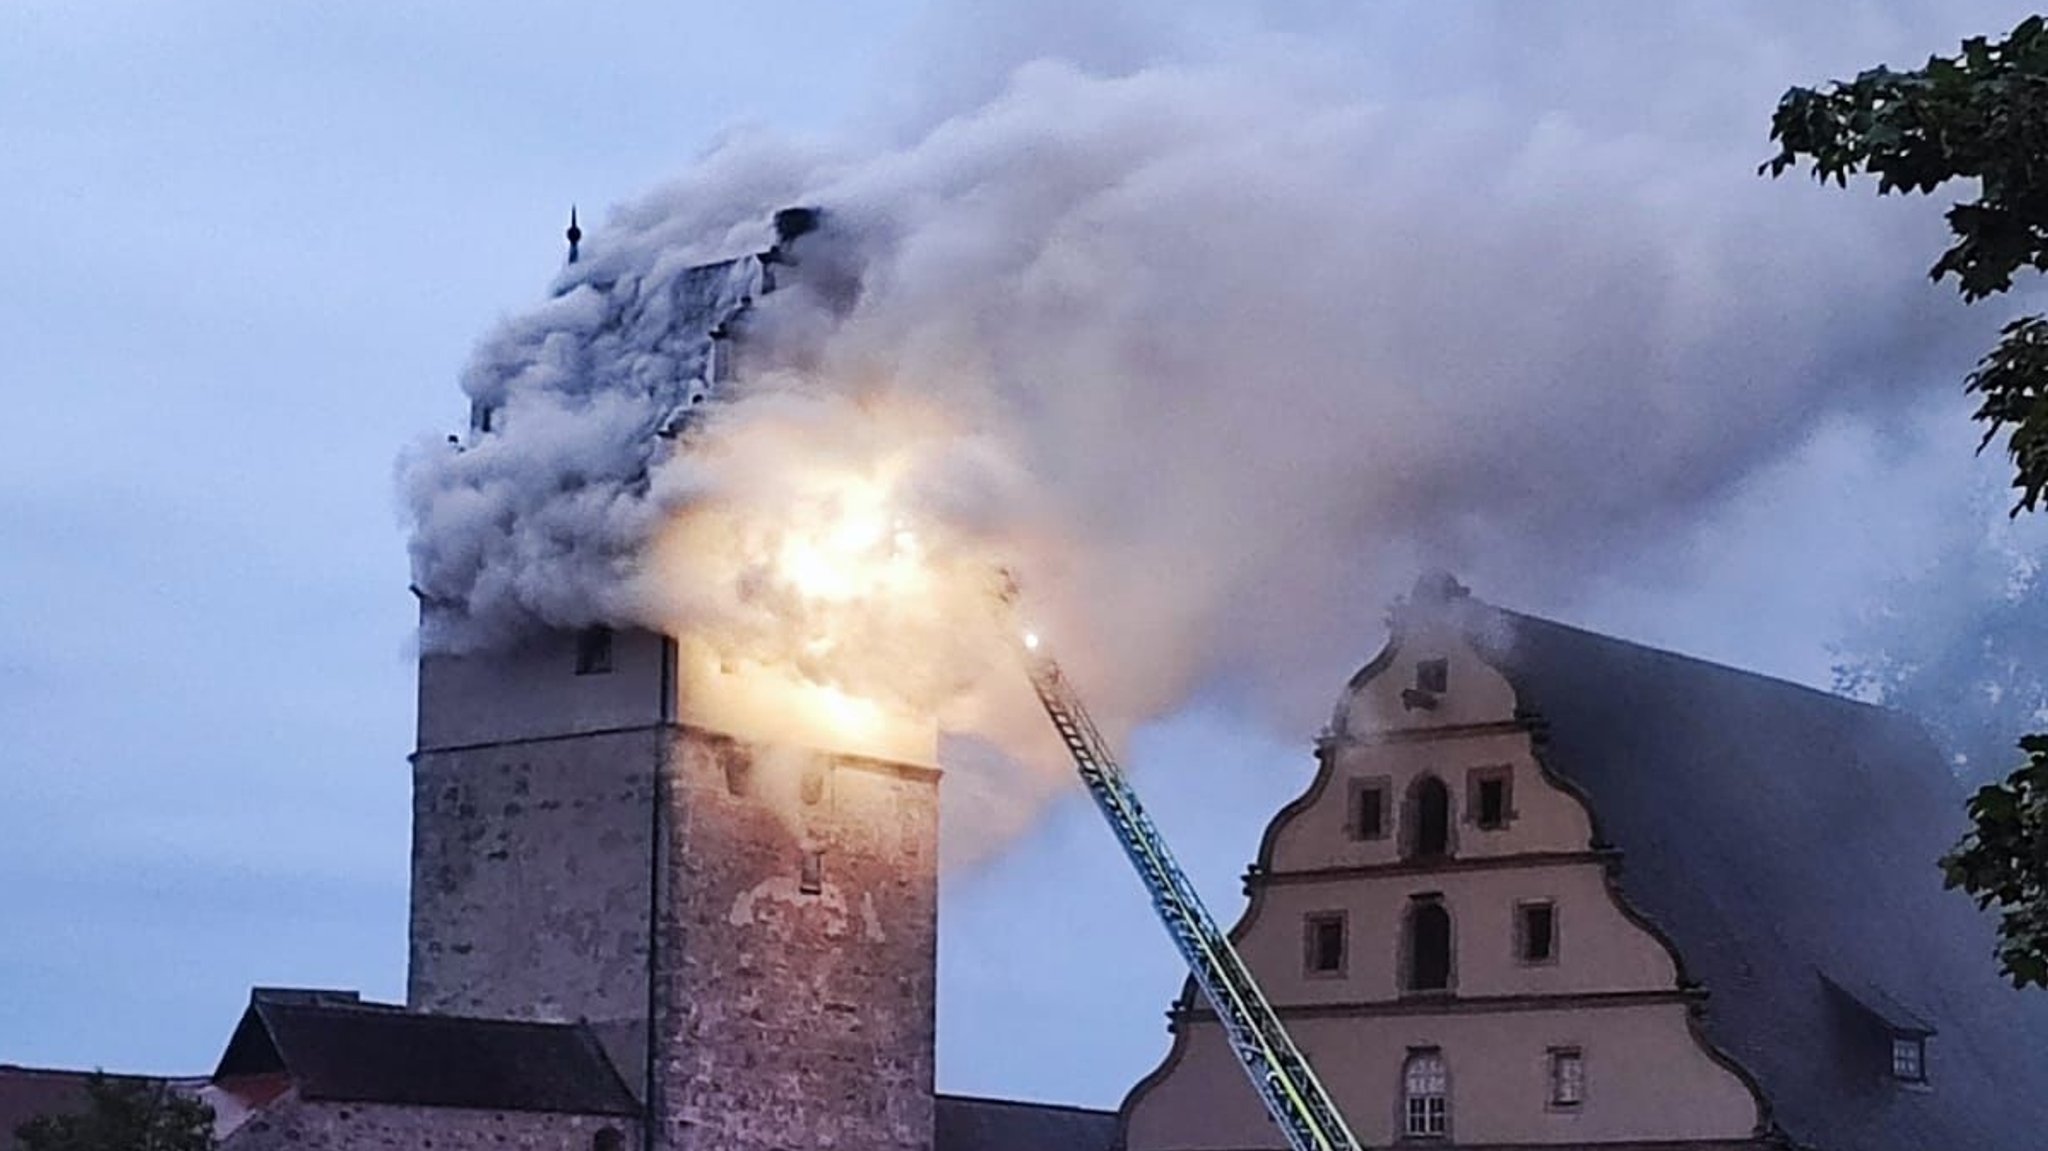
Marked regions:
[1892,1037,1925,1081]
[1403,1052,1448,1136]
[1549,1049,1584,1105]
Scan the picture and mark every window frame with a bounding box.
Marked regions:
[1302,911,1349,979]
[1466,764,1514,831]
[1348,777,1391,841]
[574,625,615,676]
[799,849,825,895]
[1546,1047,1585,1109]
[1400,1048,1450,1140]
[1515,900,1559,966]
[1404,774,1455,860]
[1402,894,1455,995]
[1891,1035,1927,1084]
[1414,658,1450,695]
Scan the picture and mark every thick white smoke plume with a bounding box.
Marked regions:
[403,2,2035,847]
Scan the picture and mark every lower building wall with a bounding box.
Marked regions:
[1124,1003,1761,1150]
[221,1096,635,1151]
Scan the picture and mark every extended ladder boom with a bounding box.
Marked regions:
[1014,633,1363,1151]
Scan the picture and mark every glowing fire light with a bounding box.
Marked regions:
[652,428,981,767]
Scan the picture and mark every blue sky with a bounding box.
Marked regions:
[2,0,2040,1110]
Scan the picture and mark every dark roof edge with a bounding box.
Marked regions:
[934,1092,1116,1117]
[0,1066,173,1081]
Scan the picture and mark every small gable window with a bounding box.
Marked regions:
[1547,1048,1584,1107]
[1891,1035,1926,1083]
[575,626,614,676]
[1415,658,1449,694]
[1304,912,1347,976]
[1349,779,1388,841]
[1516,901,1557,965]
[1402,1049,1449,1138]
[1467,766,1512,830]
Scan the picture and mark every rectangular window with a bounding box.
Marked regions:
[1348,779,1388,841]
[799,850,824,895]
[1304,912,1347,976]
[1468,766,1512,830]
[1548,1048,1584,1107]
[1517,901,1557,964]
[574,626,614,675]
[1891,1036,1926,1082]
[1415,658,1449,694]
[1403,1050,1448,1138]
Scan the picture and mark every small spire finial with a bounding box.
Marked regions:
[565,206,582,265]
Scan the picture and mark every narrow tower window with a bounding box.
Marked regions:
[1405,897,1453,993]
[799,849,824,895]
[1402,1049,1449,1138]
[1547,1048,1584,1107]
[1407,775,1452,859]
[1304,912,1347,976]
[574,626,614,676]
[1517,901,1557,965]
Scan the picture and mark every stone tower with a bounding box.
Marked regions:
[407,623,940,1151]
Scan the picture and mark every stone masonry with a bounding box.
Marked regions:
[654,730,939,1151]
[408,622,941,1151]
[221,1095,636,1151]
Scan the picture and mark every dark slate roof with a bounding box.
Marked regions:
[1422,591,2048,1151]
[935,1093,1118,1151]
[213,999,638,1117]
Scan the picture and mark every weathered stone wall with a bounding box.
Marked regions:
[654,729,939,1151]
[408,726,661,1030]
[222,1095,635,1151]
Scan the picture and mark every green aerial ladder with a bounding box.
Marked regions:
[1004,590,1364,1151]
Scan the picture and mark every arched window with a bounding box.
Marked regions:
[1406,898,1453,993]
[1406,775,1452,860]
[592,1128,625,1151]
[1402,1049,1449,1138]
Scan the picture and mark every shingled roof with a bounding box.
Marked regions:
[1426,590,2048,1151]
[212,998,638,1116]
